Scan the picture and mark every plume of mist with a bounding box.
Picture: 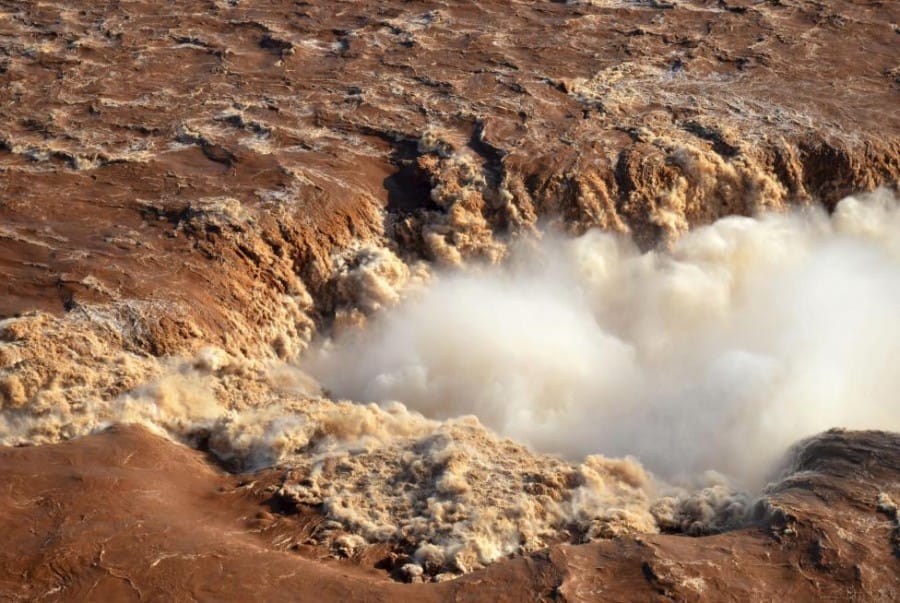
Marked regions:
[304,190,900,487]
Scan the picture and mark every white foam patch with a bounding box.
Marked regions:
[305,189,900,487]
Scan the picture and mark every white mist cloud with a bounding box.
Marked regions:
[304,190,900,487]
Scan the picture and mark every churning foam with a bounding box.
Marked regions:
[2,190,899,578]
[305,189,900,487]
